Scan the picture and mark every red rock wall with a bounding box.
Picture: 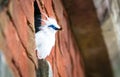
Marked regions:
[0,0,37,77]
[0,0,85,77]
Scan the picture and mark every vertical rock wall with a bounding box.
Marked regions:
[0,0,85,77]
[0,0,37,77]
[62,0,113,77]
[93,0,120,77]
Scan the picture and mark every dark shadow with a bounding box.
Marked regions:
[0,0,9,12]
[34,0,41,33]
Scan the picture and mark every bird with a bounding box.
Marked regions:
[35,13,62,59]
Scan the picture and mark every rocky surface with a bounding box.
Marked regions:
[62,0,113,77]
[0,0,85,77]
[94,0,120,77]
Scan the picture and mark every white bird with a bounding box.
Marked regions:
[35,13,62,59]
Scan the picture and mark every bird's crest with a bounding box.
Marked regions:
[41,12,62,30]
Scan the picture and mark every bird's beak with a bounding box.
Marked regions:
[58,27,62,30]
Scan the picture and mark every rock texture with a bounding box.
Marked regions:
[62,0,113,77]
[94,0,120,77]
[0,0,85,77]
[0,0,37,77]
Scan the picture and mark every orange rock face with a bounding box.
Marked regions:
[0,0,85,77]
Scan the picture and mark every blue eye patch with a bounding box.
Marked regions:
[48,25,60,30]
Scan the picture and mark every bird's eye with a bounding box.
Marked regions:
[48,25,61,30]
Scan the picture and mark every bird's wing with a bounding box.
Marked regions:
[36,36,54,59]
[35,31,45,46]
[35,31,55,59]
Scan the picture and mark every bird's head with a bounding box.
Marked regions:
[41,17,62,32]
